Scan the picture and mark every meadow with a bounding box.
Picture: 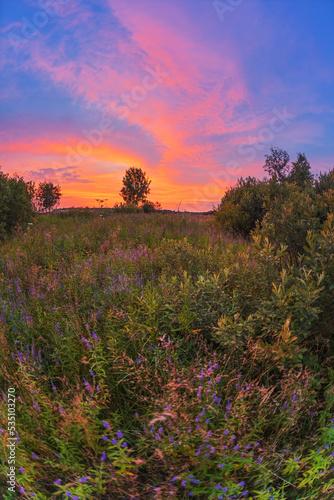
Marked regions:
[0,211,333,499]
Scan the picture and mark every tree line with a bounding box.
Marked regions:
[216,146,334,261]
[0,169,61,238]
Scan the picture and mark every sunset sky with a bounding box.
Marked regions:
[1,0,333,210]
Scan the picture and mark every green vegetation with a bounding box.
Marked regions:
[0,170,35,239]
[216,149,334,258]
[0,207,334,499]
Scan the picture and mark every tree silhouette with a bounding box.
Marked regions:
[263,146,290,182]
[120,167,151,206]
[35,182,62,212]
[288,153,314,186]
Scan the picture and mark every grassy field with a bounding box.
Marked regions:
[0,212,333,499]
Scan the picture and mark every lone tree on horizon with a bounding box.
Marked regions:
[120,167,151,206]
[35,181,62,212]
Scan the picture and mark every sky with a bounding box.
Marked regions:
[0,0,333,210]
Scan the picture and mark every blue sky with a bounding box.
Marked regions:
[0,0,333,209]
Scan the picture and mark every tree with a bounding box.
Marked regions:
[120,167,151,206]
[288,153,314,186]
[0,169,35,238]
[35,181,62,212]
[315,167,334,195]
[263,146,290,182]
[216,176,268,237]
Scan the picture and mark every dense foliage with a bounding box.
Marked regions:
[216,149,334,260]
[0,171,35,239]
[0,212,334,499]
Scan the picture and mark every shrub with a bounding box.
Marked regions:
[0,170,35,238]
[253,183,334,262]
[216,177,267,237]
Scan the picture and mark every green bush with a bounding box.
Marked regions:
[216,176,267,237]
[253,183,334,261]
[0,170,35,238]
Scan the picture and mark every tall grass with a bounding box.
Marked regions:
[0,212,333,499]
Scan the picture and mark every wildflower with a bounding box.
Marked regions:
[238,481,245,487]
[58,403,66,415]
[181,480,187,487]
[89,370,95,377]
[19,487,25,494]
[100,451,106,461]
[65,492,72,497]
[224,429,229,435]
[234,445,239,450]
[171,477,178,482]
[112,439,118,445]
[102,421,110,428]
[92,331,99,341]
[32,453,38,459]
[79,476,90,483]
[121,442,128,448]
[226,399,231,410]
[19,467,25,473]
[218,464,225,468]
[116,430,123,438]
[102,435,109,441]
[216,484,222,489]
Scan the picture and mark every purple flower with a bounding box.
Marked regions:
[32,453,38,459]
[238,481,245,487]
[102,435,109,441]
[79,476,90,483]
[121,442,128,448]
[116,430,123,439]
[19,467,25,473]
[100,451,106,461]
[89,370,95,377]
[65,493,72,497]
[102,421,110,428]
[216,484,222,489]
[112,439,118,445]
